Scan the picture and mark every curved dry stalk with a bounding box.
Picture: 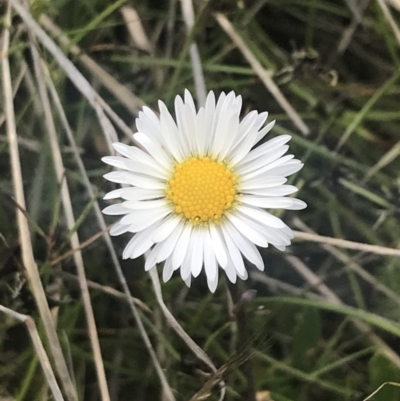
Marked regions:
[2,4,78,400]
[149,267,226,401]
[0,305,64,401]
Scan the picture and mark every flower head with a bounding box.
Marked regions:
[102,90,306,292]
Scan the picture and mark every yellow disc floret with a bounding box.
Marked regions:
[166,157,237,224]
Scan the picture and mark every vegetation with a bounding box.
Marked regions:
[1,0,400,400]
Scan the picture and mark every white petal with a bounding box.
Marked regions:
[172,224,192,270]
[224,255,237,284]
[241,155,295,180]
[122,220,161,259]
[109,223,130,236]
[180,256,191,281]
[239,196,307,210]
[237,204,285,228]
[239,176,287,191]
[180,229,196,281]
[254,112,268,131]
[134,132,172,169]
[104,171,165,190]
[123,199,169,210]
[239,134,291,166]
[162,257,174,282]
[238,213,291,248]
[103,171,129,184]
[213,111,239,161]
[136,106,164,145]
[203,230,218,282]
[236,145,289,176]
[120,206,171,232]
[102,204,130,215]
[152,215,182,243]
[159,100,185,161]
[219,111,240,160]
[191,228,204,277]
[102,155,168,180]
[267,160,304,177]
[254,120,276,145]
[194,107,206,156]
[221,223,246,276]
[227,213,269,248]
[234,110,258,147]
[207,269,219,293]
[228,127,258,167]
[209,224,227,268]
[103,188,125,200]
[119,188,165,201]
[224,221,264,271]
[204,91,216,152]
[112,143,167,174]
[237,268,249,280]
[184,275,192,288]
[242,185,298,197]
[145,248,158,271]
[155,221,185,262]
[173,96,191,156]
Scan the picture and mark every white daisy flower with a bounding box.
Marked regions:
[102,90,306,292]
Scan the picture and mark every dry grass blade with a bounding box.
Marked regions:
[8,0,123,151]
[149,267,219,373]
[36,29,176,401]
[120,6,153,54]
[293,230,400,257]
[2,4,78,400]
[180,0,207,106]
[149,267,218,400]
[39,14,145,116]
[362,141,400,183]
[0,305,64,401]
[294,219,400,306]
[30,42,111,400]
[377,0,400,45]
[31,16,176,399]
[215,12,309,136]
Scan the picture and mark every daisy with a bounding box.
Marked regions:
[102,90,306,292]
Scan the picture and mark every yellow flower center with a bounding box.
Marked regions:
[166,156,237,224]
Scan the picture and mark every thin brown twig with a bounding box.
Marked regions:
[49,225,113,265]
[2,4,78,400]
[60,272,151,313]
